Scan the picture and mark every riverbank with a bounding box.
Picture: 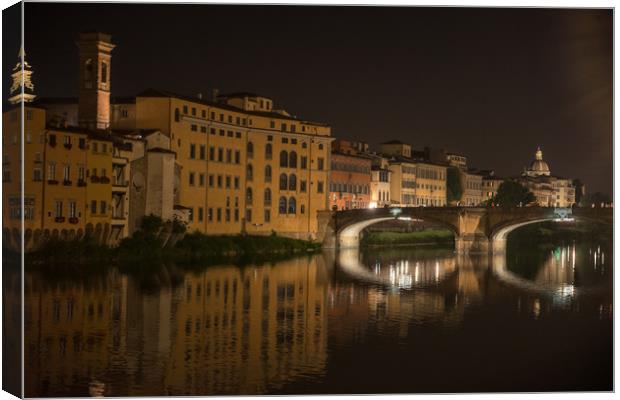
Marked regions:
[23,232,321,269]
[360,229,454,247]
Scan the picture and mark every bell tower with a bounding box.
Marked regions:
[8,47,36,104]
[76,32,115,130]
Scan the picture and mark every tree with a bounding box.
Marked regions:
[446,167,463,204]
[493,181,536,207]
[580,192,611,208]
[572,178,584,204]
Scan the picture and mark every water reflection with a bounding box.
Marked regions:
[21,238,612,396]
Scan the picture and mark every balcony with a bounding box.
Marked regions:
[68,217,79,224]
[90,176,100,183]
[54,216,65,223]
[63,143,72,150]
[63,180,72,186]
[77,180,87,187]
[47,179,59,185]
[100,176,111,184]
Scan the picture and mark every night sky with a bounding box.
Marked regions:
[5,4,613,194]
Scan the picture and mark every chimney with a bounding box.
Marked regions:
[212,88,219,102]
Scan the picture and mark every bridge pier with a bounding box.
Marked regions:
[455,234,490,254]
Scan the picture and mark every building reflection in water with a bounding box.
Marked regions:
[23,240,612,396]
[24,255,331,396]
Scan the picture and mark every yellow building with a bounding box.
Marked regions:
[379,141,447,207]
[132,90,332,239]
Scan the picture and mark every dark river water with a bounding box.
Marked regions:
[9,234,613,396]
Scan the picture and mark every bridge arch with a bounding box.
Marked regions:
[490,218,554,254]
[337,214,459,249]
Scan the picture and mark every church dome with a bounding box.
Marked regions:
[525,147,551,176]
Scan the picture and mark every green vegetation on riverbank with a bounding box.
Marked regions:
[25,228,321,269]
[507,221,612,250]
[361,229,454,247]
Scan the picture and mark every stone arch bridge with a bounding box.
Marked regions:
[316,206,612,254]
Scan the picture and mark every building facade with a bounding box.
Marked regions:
[329,140,371,210]
[518,147,576,207]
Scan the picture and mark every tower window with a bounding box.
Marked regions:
[101,62,108,83]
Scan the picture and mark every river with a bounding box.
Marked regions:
[8,232,613,396]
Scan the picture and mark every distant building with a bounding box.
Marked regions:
[446,152,468,170]
[517,147,576,207]
[368,155,392,208]
[480,170,504,203]
[460,169,484,206]
[329,140,372,210]
[379,141,447,207]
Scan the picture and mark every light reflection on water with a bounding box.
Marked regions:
[12,239,613,396]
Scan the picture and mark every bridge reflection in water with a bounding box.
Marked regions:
[17,240,612,396]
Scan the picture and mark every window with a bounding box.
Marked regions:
[302,142,307,149]
[279,173,288,190]
[208,174,214,187]
[91,200,97,214]
[264,188,272,206]
[289,151,297,168]
[92,142,98,153]
[265,143,272,160]
[270,121,275,129]
[79,138,86,149]
[317,181,324,193]
[208,208,213,221]
[191,107,196,116]
[189,172,195,186]
[191,124,197,132]
[282,137,288,144]
[218,148,223,162]
[247,142,254,158]
[234,176,240,189]
[47,162,56,180]
[245,209,252,222]
[199,174,205,186]
[246,164,253,181]
[225,176,231,188]
[63,164,71,181]
[279,197,287,214]
[217,208,222,222]
[281,123,287,132]
[226,149,232,163]
[174,108,180,122]
[101,62,108,83]
[318,157,324,170]
[235,150,240,164]
[100,201,107,215]
[209,147,215,161]
[300,204,305,214]
[280,151,288,167]
[33,168,42,182]
[189,144,196,159]
[217,175,223,188]
[300,180,307,193]
[68,201,77,218]
[246,187,253,204]
[200,145,206,160]
[291,125,296,133]
[288,174,297,191]
[49,134,57,147]
[319,143,324,150]
[55,201,63,218]
[288,197,296,214]
[301,156,307,169]
[198,207,204,222]
[264,209,271,223]
[264,165,272,182]
[202,110,206,118]
[200,126,206,133]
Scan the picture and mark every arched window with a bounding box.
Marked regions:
[247,142,254,158]
[264,188,271,206]
[84,59,93,86]
[246,187,253,204]
[246,164,253,181]
[288,174,297,191]
[279,197,287,214]
[265,143,272,160]
[302,142,307,149]
[279,173,287,190]
[279,150,288,167]
[101,62,108,83]
[318,143,324,150]
[288,197,296,214]
[264,165,272,182]
[289,151,297,168]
